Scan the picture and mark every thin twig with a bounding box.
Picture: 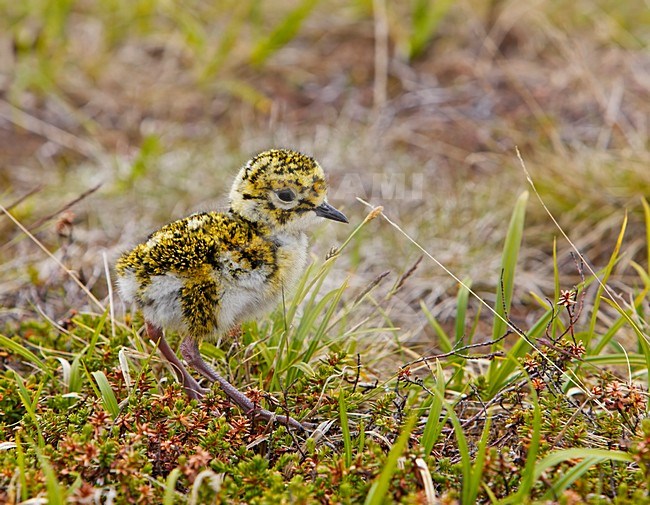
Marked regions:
[28,182,102,231]
[2,185,44,214]
[389,256,423,297]
[0,203,104,311]
[404,332,511,368]
[353,270,391,305]
[0,99,102,159]
[352,353,361,394]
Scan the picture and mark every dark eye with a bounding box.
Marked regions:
[276,188,296,202]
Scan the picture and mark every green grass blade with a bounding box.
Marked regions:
[552,236,560,338]
[270,276,348,388]
[300,281,348,358]
[408,0,455,59]
[13,370,36,420]
[200,2,253,80]
[492,191,528,342]
[57,357,71,389]
[584,353,648,366]
[163,468,182,505]
[535,448,633,500]
[541,457,600,500]
[452,278,473,384]
[454,278,471,345]
[91,370,120,419]
[357,420,366,454]
[15,433,28,501]
[39,452,66,505]
[592,299,644,355]
[273,287,331,382]
[339,389,352,468]
[420,394,445,456]
[487,192,528,388]
[283,261,321,324]
[586,214,627,350]
[591,286,650,355]
[639,330,650,394]
[122,135,162,187]
[0,334,44,369]
[85,308,109,360]
[250,0,320,66]
[599,296,650,390]
[517,390,542,499]
[499,376,541,504]
[642,197,650,275]
[447,405,472,504]
[289,361,315,376]
[487,308,552,398]
[466,415,492,503]
[534,447,633,475]
[421,360,447,455]
[12,371,46,447]
[364,414,417,505]
[420,300,452,352]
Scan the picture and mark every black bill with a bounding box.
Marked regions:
[314,201,348,223]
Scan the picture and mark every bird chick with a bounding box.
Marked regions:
[116,149,348,430]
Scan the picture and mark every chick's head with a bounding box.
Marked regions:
[229,149,348,231]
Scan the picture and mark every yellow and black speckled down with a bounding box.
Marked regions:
[115,148,346,340]
[117,212,275,281]
[116,211,276,336]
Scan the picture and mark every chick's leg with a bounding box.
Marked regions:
[179,336,306,431]
[146,321,206,399]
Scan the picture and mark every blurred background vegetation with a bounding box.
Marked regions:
[0,0,648,337]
